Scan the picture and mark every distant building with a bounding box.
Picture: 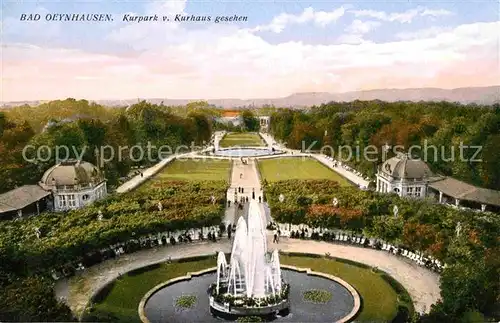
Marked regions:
[42,114,92,132]
[0,185,52,220]
[376,153,500,213]
[215,110,243,127]
[0,160,107,220]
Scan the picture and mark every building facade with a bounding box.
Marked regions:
[376,153,500,213]
[259,116,270,132]
[376,153,433,198]
[0,160,107,219]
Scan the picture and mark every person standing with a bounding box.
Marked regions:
[273,229,278,243]
[277,229,281,243]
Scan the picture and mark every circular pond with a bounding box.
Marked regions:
[143,269,357,322]
[213,148,280,157]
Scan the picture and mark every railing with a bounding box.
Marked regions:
[53,183,103,192]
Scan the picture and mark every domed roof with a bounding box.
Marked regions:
[380,153,433,180]
[40,159,103,187]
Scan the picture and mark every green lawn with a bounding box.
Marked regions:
[84,254,407,323]
[258,157,352,186]
[219,132,265,147]
[280,255,402,322]
[143,159,230,185]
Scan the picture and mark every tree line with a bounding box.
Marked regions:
[269,100,500,190]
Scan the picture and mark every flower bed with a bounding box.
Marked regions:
[236,316,263,322]
[175,295,197,309]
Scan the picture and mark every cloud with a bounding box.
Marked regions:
[420,8,453,17]
[345,19,381,34]
[2,15,498,101]
[337,19,380,45]
[249,6,347,33]
[1,7,62,41]
[106,0,188,48]
[396,27,453,40]
[351,6,452,23]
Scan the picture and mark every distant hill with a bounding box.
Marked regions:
[2,86,499,108]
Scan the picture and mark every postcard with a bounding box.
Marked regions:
[1,1,499,323]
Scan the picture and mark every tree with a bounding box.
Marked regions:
[480,134,500,189]
[0,276,74,322]
[439,259,499,317]
[0,112,5,137]
[188,112,212,145]
[240,110,259,132]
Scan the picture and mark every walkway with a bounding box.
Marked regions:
[115,148,213,193]
[227,158,262,203]
[312,154,371,188]
[259,132,371,188]
[116,132,370,194]
[55,238,440,316]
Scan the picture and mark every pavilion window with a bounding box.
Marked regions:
[59,195,67,208]
[68,194,76,207]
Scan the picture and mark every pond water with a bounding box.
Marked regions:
[143,269,355,322]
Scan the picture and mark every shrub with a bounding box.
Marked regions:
[81,308,119,322]
[282,252,322,258]
[391,305,410,323]
[91,281,116,303]
[380,273,407,295]
[176,254,213,263]
[335,257,371,269]
[127,263,161,277]
[303,289,332,304]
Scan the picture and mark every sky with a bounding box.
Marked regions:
[1,0,499,101]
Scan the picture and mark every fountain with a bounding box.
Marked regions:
[141,200,360,323]
[209,200,290,318]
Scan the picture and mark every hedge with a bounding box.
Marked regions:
[91,281,116,304]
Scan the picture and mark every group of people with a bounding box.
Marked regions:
[233,187,263,204]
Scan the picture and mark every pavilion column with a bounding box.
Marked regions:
[376,179,379,192]
[481,204,486,212]
[439,191,443,203]
[455,198,460,206]
[17,209,22,218]
[36,201,40,215]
